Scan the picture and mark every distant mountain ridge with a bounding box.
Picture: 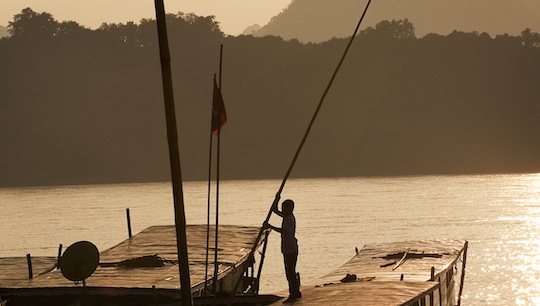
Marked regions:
[253,0,540,42]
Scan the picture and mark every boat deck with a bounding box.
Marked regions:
[0,225,265,293]
[270,240,467,306]
[272,281,439,305]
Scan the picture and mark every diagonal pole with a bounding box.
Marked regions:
[250,0,373,276]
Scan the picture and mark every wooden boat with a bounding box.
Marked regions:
[270,240,468,306]
[0,225,280,305]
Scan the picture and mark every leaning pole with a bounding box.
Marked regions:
[154,0,193,305]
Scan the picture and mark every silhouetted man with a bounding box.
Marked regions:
[264,199,301,301]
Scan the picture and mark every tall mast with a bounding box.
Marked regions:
[154,1,193,305]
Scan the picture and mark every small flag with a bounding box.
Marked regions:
[211,78,227,136]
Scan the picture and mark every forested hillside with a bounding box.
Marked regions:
[1,8,540,187]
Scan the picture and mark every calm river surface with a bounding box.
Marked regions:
[1,174,540,305]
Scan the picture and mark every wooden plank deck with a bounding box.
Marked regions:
[270,240,467,306]
[271,281,439,306]
[0,257,57,285]
[0,225,266,293]
[317,240,466,285]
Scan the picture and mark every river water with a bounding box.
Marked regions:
[1,174,540,305]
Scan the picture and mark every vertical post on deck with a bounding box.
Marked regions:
[26,254,33,279]
[126,208,133,238]
[457,241,468,306]
[429,267,435,306]
[57,244,63,267]
[254,231,271,294]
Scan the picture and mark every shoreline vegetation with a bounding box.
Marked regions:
[1,8,540,187]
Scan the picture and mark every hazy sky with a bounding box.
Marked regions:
[0,0,292,35]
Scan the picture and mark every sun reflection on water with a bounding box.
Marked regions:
[3,173,540,305]
[507,174,540,305]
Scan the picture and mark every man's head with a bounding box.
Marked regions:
[282,199,295,215]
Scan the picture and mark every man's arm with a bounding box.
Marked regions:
[272,197,284,217]
[263,221,283,233]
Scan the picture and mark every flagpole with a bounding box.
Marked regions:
[212,44,224,295]
[153,1,192,305]
[203,96,213,297]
